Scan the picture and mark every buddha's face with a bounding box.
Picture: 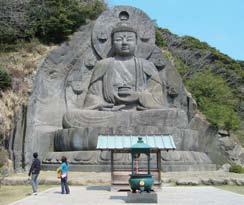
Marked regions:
[113,31,136,57]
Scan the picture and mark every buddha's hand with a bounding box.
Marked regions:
[71,81,83,95]
[100,104,126,111]
[138,90,163,109]
[86,102,114,110]
[115,91,139,103]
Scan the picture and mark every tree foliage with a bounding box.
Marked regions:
[0,0,33,44]
[28,0,87,43]
[0,0,106,45]
[82,0,106,20]
[186,70,240,131]
[155,29,164,47]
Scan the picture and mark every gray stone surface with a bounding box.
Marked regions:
[176,179,200,186]
[10,5,229,171]
[219,163,231,172]
[9,105,27,172]
[8,186,244,205]
[218,136,244,165]
[127,192,157,203]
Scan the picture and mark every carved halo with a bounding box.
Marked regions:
[92,6,156,59]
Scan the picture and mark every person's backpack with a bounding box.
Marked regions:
[57,167,62,179]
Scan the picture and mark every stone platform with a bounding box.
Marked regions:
[126,192,158,203]
[42,150,216,172]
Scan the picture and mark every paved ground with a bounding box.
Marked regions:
[9,186,244,205]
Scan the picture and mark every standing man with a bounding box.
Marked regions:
[28,152,41,195]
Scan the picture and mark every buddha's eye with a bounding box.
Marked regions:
[127,37,134,42]
[115,37,122,42]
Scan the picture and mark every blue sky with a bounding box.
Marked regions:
[108,0,244,60]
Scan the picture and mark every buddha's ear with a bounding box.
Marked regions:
[134,46,138,58]
[134,38,138,57]
[135,32,138,44]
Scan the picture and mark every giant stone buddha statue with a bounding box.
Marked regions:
[54,7,190,152]
[62,22,167,129]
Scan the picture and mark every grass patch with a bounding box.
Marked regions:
[215,185,244,195]
[0,185,56,205]
[229,164,244,174]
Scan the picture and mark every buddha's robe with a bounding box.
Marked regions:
[83,57,165,110]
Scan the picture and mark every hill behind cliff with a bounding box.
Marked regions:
[156,28,243,145]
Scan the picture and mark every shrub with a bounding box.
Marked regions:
[82,0,106,20]
[0,67,11,91]
[181,36,210,50]
[186,70,240,131]
[229,164,244,173]
[155,29,164,47]
[174,57,192,76]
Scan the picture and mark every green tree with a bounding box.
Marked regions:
[186,70,240,131]
[155,29,164,47]
[83,0,106,20]
[28,0,87,43]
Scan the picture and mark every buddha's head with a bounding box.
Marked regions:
[112,23,137,57]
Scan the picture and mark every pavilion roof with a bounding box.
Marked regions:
[96,135,176,151]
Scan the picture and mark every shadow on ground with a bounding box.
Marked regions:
[86,185,110,191]
[110,195,127,202]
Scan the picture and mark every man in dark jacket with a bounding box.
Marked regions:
[28,152,41,194]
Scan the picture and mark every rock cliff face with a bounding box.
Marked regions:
[8,5,243,171]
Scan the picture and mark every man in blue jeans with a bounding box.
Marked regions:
[28,152,41,195]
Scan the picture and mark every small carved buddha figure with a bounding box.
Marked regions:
[83,24,165,111]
